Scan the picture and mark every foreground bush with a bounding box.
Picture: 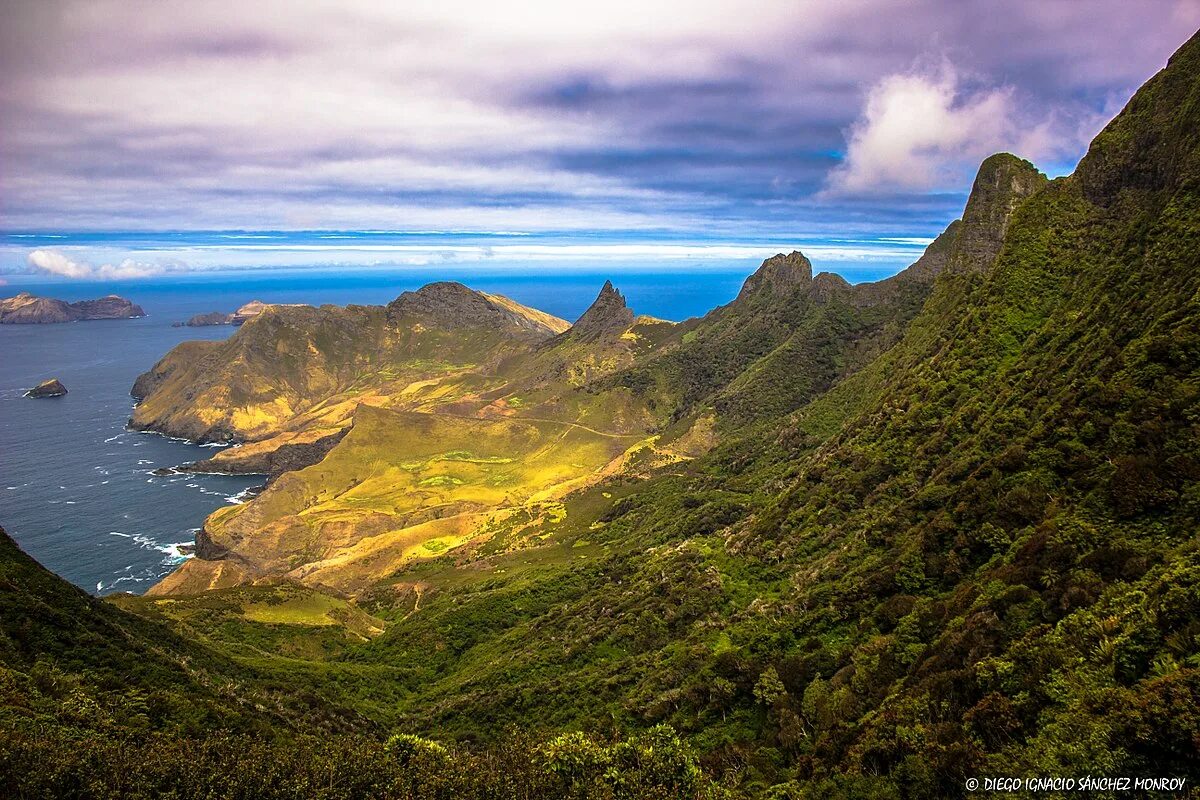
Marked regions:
[0,722,730,800]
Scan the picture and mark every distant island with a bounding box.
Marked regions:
[0,292,144,324]
[173,300,299,327]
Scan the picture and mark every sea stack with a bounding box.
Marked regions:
[26,378,68,398]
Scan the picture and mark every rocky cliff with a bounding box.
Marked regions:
[25,378,67,398]
[0,292,144,324]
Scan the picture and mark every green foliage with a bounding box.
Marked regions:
[537,725,717,800]
[0,715,724,800]
[6,30,1200,800]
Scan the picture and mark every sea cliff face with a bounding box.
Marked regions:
[0,292,144,324]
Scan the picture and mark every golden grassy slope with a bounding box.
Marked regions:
[157,405,645,594]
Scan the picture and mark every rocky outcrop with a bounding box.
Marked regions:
[851,155,1042,306]
[177,311,231,327]
[193,525,232,560]
[26,378,68,398]
[736,251,813,300]
[567,281,635,341]
[946,153,1047,275]
[173,301,290,328]
[0,292,144,324]
[387,282,569,339]
[229,300,277,325]
[181,428,349,481]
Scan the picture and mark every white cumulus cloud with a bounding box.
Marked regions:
[28,249,95,278]
[27,249,181,280]
[825,61,1093,195]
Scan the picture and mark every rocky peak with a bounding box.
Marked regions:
[387,282,568,339]
[389,282,497,324]
[1076,28,1200,207]
[947,153,1047,275]
[230,300,270,325]
[810,271,852,302]
[569,281,635,340]
[736,251,813,301]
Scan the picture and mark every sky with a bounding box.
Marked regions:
[1,1,1198,282]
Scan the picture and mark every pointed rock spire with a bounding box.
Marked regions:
[947,153,1046,275]
[570,280,634,339]
[736,251,813,301]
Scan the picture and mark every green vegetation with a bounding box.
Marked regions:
[0,525,725,798]
[5,29,1200,800]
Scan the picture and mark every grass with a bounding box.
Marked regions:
[185,405,642,593]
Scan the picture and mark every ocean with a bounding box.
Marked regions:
[0,266,779,595]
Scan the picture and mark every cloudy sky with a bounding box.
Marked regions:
[1,1,1198,279]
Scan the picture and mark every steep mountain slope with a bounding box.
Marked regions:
[0,525,721,798]
[326,32,1200,796]
[130,284,569,444]
[74,29,1200,799]
[613,155,1044,436]
[0,524,366,737]
[720,38,1200,790]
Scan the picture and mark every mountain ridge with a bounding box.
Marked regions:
[131,152,1043,598]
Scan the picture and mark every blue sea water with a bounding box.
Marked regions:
[0,267,767,595]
